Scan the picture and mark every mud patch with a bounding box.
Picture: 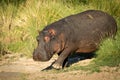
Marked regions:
[0,72,25,80]
[0,54,120,80]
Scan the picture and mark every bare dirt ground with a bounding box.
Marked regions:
[0,54,120,80]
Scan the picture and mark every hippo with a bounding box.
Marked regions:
[33,10,117,69]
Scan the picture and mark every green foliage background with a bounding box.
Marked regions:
[0,0,120,67]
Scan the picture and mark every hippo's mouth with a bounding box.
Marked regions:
[33,50,52,61]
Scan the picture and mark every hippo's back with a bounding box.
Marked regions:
[65,10,117,52]
[67,10,117,41]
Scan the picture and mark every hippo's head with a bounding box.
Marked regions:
[33,29,62,61]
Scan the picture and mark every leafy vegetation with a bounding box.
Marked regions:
[0,0,120,68]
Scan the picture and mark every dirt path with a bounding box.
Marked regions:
[0,54,120,80]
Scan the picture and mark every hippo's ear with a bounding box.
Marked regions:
[48,29,56,37]
[44,29,56,42]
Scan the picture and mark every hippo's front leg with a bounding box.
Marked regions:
[52,48,71,69]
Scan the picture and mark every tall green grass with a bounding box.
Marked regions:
[0,0,92,56]
[0,0,120,67]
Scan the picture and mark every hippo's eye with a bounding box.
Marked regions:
[44,36,50,42]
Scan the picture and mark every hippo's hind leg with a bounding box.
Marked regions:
[52,48,72,69]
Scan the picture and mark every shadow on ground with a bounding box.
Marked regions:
[42,52,96,71]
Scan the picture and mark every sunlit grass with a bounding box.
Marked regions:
[94,33,120,67]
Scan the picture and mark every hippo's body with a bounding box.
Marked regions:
[33,10,117,69]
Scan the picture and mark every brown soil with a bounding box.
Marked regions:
[0,54,120,80]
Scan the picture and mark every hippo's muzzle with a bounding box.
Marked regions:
[33,49,51,61]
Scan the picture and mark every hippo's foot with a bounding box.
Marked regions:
[52,63,62,70]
